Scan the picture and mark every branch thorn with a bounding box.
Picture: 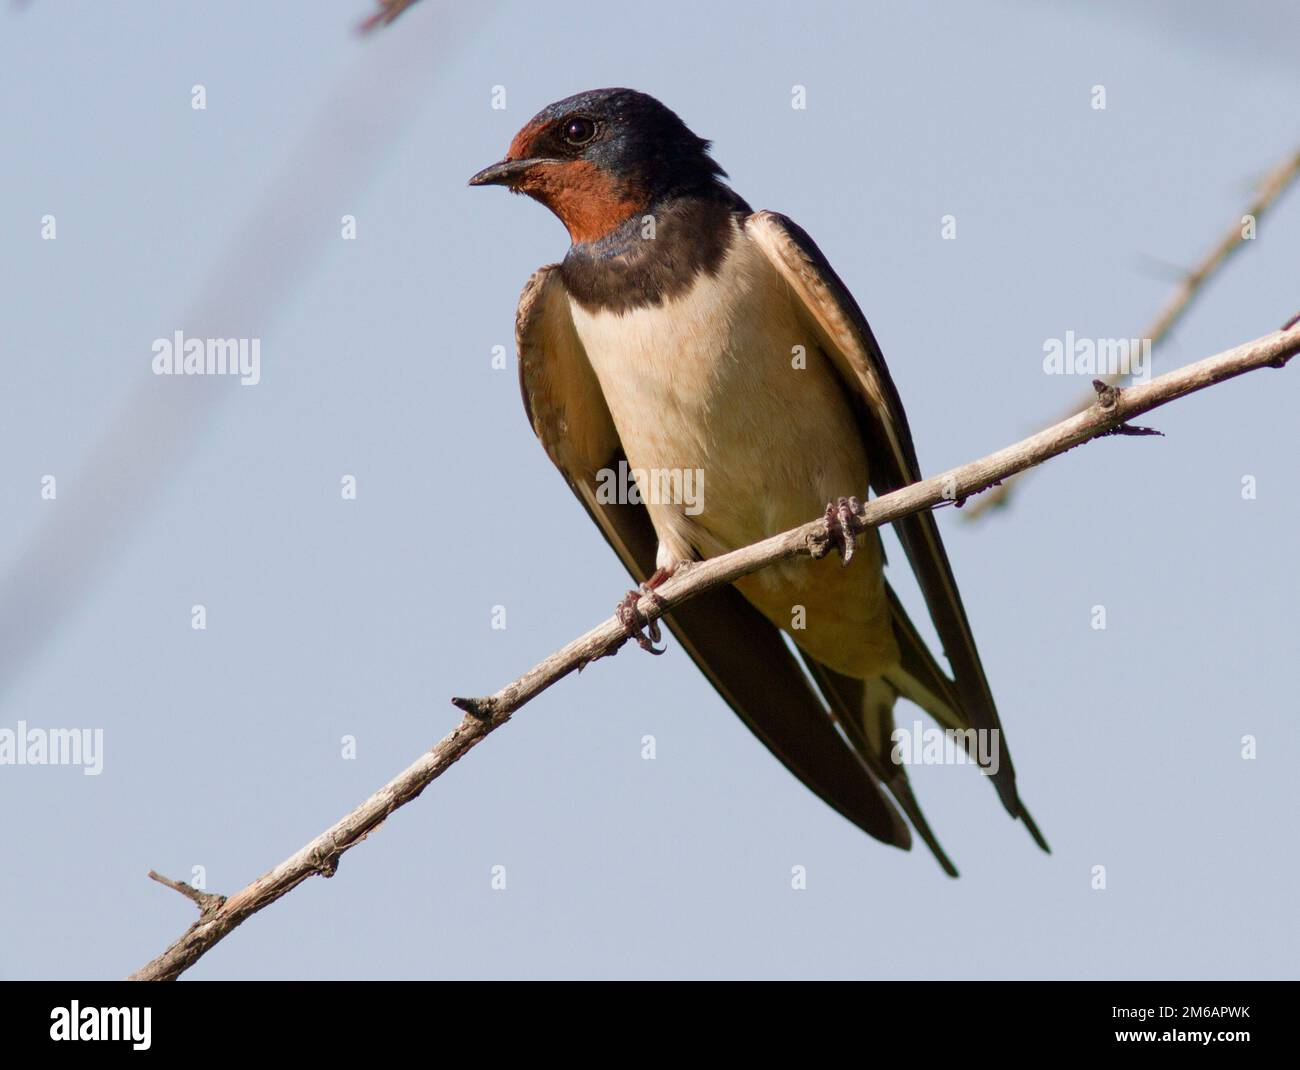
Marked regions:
[147,870,225,917]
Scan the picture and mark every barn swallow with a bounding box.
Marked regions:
[471,88,1047,874]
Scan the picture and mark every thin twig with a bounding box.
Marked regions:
[357,0,423,33]
[963,147,1300,519]
[128,322,1298,981]
[146,870,226,916]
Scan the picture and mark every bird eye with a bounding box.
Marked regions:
[562,117,597,146]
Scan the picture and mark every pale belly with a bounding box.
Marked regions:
[569,229,898,678]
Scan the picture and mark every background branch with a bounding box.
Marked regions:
[962,146,1300,519]
[357,0,424,33]
[128,322,1298,981]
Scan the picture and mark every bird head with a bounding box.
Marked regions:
[469,88,725,244]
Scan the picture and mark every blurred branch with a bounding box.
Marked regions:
[963,146,1300,519]
[128,321,1298,980]
[358,0,424,33]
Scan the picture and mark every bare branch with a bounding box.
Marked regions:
[129,323,1298,981]
[962,147,1300,519]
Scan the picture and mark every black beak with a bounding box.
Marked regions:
[467,157,557,187]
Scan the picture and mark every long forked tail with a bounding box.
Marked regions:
[802,588,1049,874]
[802,657,960,877]
[884,586,1051,855]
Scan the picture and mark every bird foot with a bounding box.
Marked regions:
[617,575,668,655]
[814,496,862,566]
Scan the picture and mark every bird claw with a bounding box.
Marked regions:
[815,496,862,566]
[617,583,666,654]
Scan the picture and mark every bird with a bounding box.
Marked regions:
[470,88,1047,875]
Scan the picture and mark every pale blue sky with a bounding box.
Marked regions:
[1,0,1297,979]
